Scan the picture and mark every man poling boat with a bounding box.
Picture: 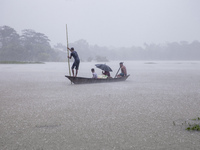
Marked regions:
[67,47,80,77]
[66,25,80,77]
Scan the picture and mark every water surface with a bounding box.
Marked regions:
[0,61,200,150]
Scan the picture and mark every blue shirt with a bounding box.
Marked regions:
[70,51,80,62]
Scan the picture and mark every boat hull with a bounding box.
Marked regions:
[65,75,130,84]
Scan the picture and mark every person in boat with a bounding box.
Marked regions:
[117,62,127,78]
[102,70,111,77]
[91,68,97,78]
[67,47,80,77]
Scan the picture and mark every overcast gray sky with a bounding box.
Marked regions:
[1,0,200,47]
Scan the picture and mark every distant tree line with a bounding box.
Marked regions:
[55,39,200,61]
[1,25,200,62]
[0,26,66,62]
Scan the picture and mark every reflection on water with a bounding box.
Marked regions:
[0,61,200,150]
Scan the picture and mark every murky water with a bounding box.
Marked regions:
[0,61,200,150]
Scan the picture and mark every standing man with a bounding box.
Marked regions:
[67,47,80,77]
[117,62,127,78]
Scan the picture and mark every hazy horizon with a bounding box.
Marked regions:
[1,0,200,47]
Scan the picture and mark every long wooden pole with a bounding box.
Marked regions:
[114,67,121,78]
[66,24,71,76]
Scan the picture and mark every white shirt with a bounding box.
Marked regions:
[92,72,97,78]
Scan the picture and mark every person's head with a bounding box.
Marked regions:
[70,47,74,51]
[119,62,123,67]
[91,68,95,73]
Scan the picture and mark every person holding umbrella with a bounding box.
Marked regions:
[95,64,112,78]
[102,70,110,77]
[67,47,80,77]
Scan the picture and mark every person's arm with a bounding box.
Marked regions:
[67,47,72,59]
[122,66,127,76]
[124,67,127,76]
[68,52,72,59]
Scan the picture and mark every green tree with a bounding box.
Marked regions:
[0,26,23,61]
[21,29,52,61]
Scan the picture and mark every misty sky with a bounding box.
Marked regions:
[1,0,200,47]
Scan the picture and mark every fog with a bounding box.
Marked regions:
[1,0,200,47]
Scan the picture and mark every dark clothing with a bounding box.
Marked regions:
[72,60,80,70]
[103,71,110,77]
[70,51,80,70]
[119,72,125,77]
[70,51,80,62]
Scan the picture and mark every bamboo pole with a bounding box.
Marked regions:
[66,24,71,76]
[114,67,121,78]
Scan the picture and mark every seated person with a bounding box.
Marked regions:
[117,62,127,78]
[91,68,97,78]
[102,71,111,77]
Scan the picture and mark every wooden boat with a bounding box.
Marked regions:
[65,75,130,84]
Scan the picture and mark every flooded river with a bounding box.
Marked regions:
[0,61,200,150]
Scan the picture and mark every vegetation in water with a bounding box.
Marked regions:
[191,117,200,121]
[186,124,200,131]
[173,117,200,131]
[186,117,200,131]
